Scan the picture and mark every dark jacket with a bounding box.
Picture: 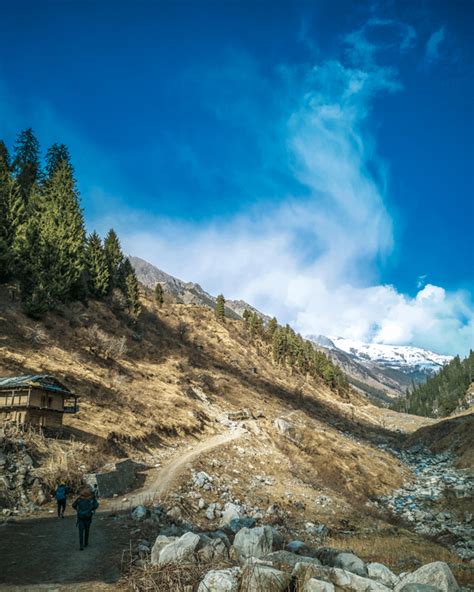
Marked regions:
[72,495,99,521]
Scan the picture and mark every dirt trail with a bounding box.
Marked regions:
[0,428,245,591]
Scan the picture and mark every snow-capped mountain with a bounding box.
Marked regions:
[326,337,452,372]
[308,335,453,404]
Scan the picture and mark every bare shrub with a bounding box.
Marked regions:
[24,323,48,345]
[176,321,188,342]
[111,288,128,312]
[83,323,128,359]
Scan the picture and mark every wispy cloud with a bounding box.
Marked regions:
[425,27,446,65]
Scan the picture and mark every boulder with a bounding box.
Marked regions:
[395,562,459,592]
[205,502,222,520]
[166,505,183,521]
[150,535,177,565]
[241,559,292,592]
[333,553,368,578]
[286,540,313,556]
[398,585,440,592]
[367,563,399,588]
[233,526,273,561]
[229,517,256,533]
[263,550,321,571]
[197,537,229,562]
[198,568,241,592]
[155,532,200,567]
[131,505,147,521]
[221,502,242,526]
[304,579,336,592]
[292,563,391,592]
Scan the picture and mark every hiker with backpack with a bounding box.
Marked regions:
[54,482,70,518]
[72,486,99,550]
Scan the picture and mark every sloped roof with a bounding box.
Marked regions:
[0,375,73,395]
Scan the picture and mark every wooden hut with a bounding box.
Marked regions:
[0,375,79,428]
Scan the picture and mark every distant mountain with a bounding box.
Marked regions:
[129,256,269,322]
[308,335,453,404]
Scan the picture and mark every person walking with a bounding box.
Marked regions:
[54,482,69,518]
[72,486,99,550]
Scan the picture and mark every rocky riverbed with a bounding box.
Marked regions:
[377,444,474,562]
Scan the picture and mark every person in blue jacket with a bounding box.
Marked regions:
[54,482,69,518]
[72,486,99,550]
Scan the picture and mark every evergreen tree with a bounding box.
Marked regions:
[13,128,41,200]
[266,317,278,340]
[118,257,134,293]
[0,140,11,172]
[215,294,225,321]
[104,229,124,292]
[125,271,141,319]
[154,282,164,306]
[85,232,110,299]
[45,143,71,178]
[1,174,26,280]
[39,160,86,302]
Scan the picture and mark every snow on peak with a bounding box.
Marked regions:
[328,337,453,370]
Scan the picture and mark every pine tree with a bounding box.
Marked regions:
[13,128,41,201]
[154,283,164,306]
[118,257,134,293]
[1,174,27,280]
[266,317,278,340]
[104,229,124,292]
[39,160,86,302]
[85,232,110,299]
[215,294,225,321]
[45,143,72,178]
[125,271,141,319]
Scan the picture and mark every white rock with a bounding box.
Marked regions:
[241,560,291,592]
[221,502,242,525]
[304,579,336,592]
[367,563,399,588]
[150,535,177,565]
[394,562,459,592]
[198,567,241,592]
[233,526,273,561]
[158,531,200,566]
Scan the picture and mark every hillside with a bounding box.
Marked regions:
[393,351,474,417]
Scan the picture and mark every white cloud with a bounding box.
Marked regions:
[425,27,446,65]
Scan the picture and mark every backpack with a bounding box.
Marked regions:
[55,485,66,501]
[76,497,96,519]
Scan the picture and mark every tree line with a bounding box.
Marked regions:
[392,350,474,417]
[215,295,347,392]
[0,128,140,318]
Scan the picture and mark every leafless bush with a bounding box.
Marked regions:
[176,321,188,342]
[83,323,128,359]
[111,288,128,312]
[24,323,48,345]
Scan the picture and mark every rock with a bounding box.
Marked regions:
[306,522,329,538]
[304,579,336,592]
[131,505,147,521]
[293,563,391,592]
[167,505,182,521]
[398,585,441,592]
[198,497,206,510]
[197,537,229,562]
[274,418,297,440]
[233,526,273,561]
[269,527,285,551]
[150,535,177,565]
[286,540,313,556]
[263,550,321,571]
[241,559,292,592]
[198,567,241,592]
[157,531,200,566]
[193,471,213,488]
[221,502,242,526]
[367,563,399,588]
[205,502,222,520]
[395,562,459,592]
[333,553,368,578]
[229,517,256,533]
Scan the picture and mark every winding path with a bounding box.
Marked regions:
[0,427,246,591]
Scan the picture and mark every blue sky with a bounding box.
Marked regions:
[0,1,473,354]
